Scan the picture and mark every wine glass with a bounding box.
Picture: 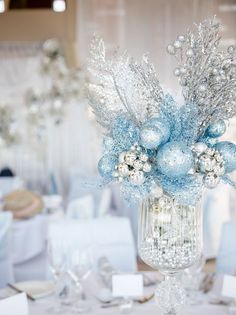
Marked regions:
[67,247,93,313]
[47,238,67,314]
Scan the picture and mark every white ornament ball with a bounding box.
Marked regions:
[174,68,181,77]
[129,170,145,186]
[125,152,137,166]
[143,162,152,173]
[118,163,130,177]
[178,35,185,42]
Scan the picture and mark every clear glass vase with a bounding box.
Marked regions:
[138,194,202,315]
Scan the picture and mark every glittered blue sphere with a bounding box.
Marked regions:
[140,118,170,149]
[156,142,194,177]
[206,120,226,138]
[214,141,236,173]
[98,154,118,179]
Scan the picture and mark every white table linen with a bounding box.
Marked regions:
[49,217,137,272]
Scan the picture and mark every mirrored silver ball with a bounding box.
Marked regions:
[203,173,220,189]
[192,142,208,155]
[118,163,130,177]
[133,160,143,171]
[125,152,137,166]
[140,153,148,162]
[143,162,152,173]
[119,152,126,163]
[129,170,145,186]
[174,40,182,49]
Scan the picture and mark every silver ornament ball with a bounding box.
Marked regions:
[125,151,137,166]
[129,170,145,186]
[203,172,220,189]
[118,163,130,177]
[143,162,152,173]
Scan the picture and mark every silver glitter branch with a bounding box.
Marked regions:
[88,36,163,131]
[167,18,236,136]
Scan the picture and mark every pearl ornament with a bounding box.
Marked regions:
[167,45,176,55]
[178,35,185,42]
[174,40,182,49]
[174,68,181,77]
[186,48,194,57]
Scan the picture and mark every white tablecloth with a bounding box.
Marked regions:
[28,299,228,315]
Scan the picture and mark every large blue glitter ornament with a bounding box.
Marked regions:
[98,154,118,179]
[214,141,236,173]
[156,141,194,177]
[206,120,226,138]
[140,118,170,149]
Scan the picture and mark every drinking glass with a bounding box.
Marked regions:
[47,238,67,313]
[68,247,93,313]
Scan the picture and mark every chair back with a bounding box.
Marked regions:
[0,212,14,288]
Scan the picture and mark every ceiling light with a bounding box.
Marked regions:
[0,0,5,13]
[53,0,66,13]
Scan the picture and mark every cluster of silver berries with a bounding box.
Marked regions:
[112,143,152,186]
[195,147,225,189]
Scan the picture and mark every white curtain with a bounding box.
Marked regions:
[0,42,102,197]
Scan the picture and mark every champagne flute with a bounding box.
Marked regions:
[68,247,93,313]
[47,239,67,313]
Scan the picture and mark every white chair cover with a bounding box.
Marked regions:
[203,184,231,259]
[0,177,24,197]
[12,215,47,281]
[49,217,137,272]
[216,220,236,275]
[66,194,94,219]
[0,212,14,288]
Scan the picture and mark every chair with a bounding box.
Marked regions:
[49,217,137,272]
[216,221,236,275]
[66,194,94,219]
[203,184,231,259]
[0,212,14,288]
[12,215,47,281]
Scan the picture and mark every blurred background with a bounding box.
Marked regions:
[0,0,236,290]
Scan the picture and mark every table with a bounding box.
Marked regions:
[28,299,228,315]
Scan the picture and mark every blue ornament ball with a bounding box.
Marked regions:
[98,154,118,179]
[156,141,194,177]
[206,120,226,138]
[214,141,236,173]
[140,118,170,149]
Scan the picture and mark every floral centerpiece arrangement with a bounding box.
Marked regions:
[87,18,236,314]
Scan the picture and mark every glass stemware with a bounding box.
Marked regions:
[138,194,202,315]
[67,247,93,313]
[47,239,67,314]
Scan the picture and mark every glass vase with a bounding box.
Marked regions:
[138,194,202,315]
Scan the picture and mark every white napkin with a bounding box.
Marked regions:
[0,293,28,315]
